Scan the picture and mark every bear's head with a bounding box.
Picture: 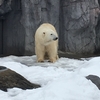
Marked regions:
[42,31,58,45]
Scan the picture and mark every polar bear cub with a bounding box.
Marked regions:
[35,23,59,63]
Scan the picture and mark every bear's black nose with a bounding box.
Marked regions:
[54,37,58,40]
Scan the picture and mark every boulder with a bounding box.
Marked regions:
[86,75,100,90]
[0,66,40,92]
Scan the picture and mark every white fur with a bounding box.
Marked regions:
[35,23,59,63]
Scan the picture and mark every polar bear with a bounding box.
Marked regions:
[35,23,59,63]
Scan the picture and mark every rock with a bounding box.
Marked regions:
[0,66,40,92]
[0,0,12,19]
[0,66,7,70]
[21,0,60,55]
[86,75,100,90]
[59,0,99,54]
[0,0,25,56]
[95,15,100,54]
[0,0,100,57]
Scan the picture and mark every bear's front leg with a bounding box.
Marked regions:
[35,44,45,62]
[48,50,58,63]
[48,54,59,63]
[49,58,57,63]
[46,43,59,63]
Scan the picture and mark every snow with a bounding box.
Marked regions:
[0,55,100,100]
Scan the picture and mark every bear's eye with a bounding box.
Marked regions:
[43,32,45,34]
[51,34,53,35]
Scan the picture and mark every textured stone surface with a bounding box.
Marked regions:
[0,0,11,18]
[60,0,99,54]
[0,0,100,57]
[95,0,100,54]
[0,0,25,56]
[21,0,60,55]
[0,66,40,92]
[86,75,100,90]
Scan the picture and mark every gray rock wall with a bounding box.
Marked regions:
[60,0,100,54]
[0,0,25,55]
[0,0,100,56]
[21,0,60,55]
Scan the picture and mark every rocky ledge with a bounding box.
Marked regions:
[0,66,40,92]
